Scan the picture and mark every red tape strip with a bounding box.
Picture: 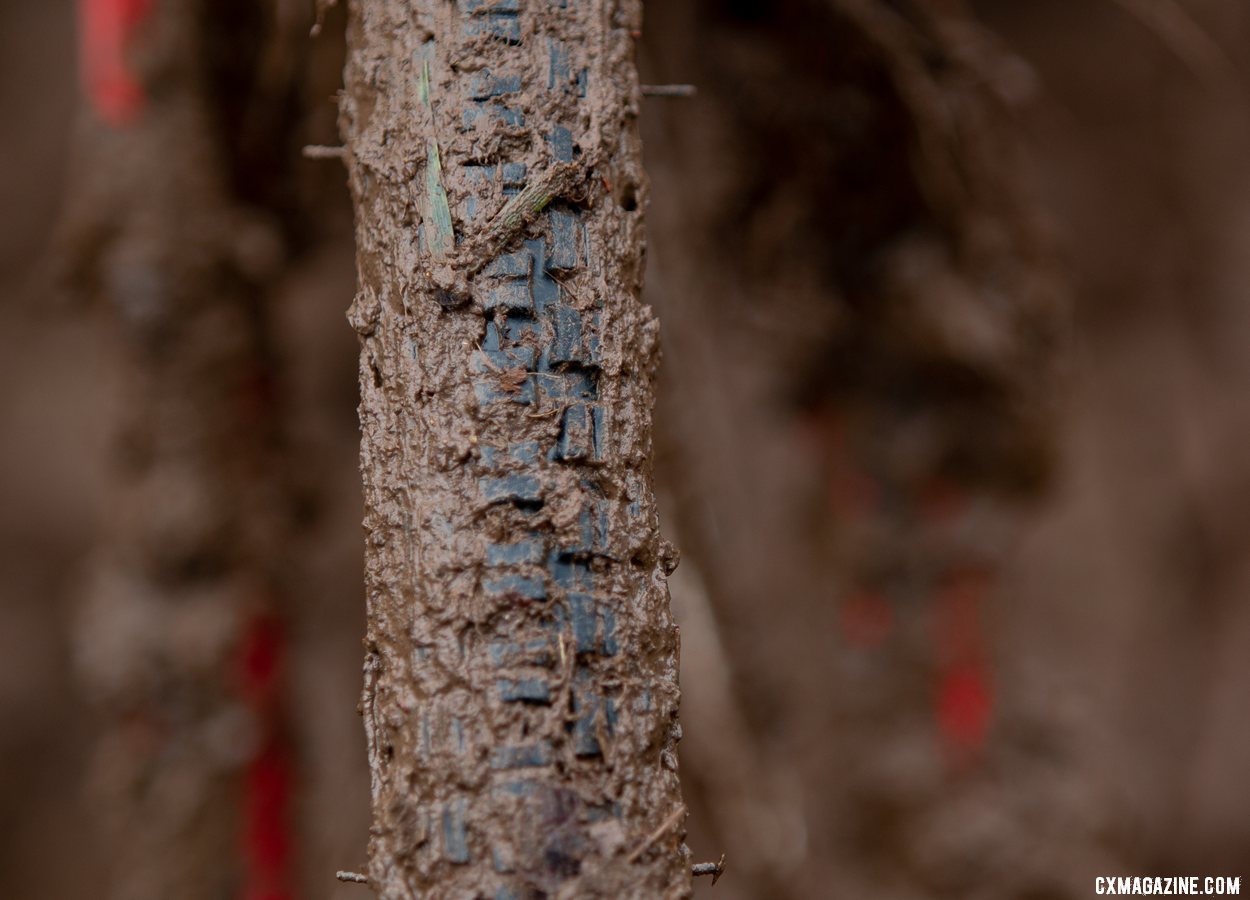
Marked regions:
[78,0,153,125]
[238,612,294,900]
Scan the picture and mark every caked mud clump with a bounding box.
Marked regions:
[340,1,690,897]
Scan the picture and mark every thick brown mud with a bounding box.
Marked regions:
[341,1,689,897]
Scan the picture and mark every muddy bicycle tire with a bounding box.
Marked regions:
[341,2,690,897]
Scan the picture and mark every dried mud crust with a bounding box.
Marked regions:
[341,2,689,898]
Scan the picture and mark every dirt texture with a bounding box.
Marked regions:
[56,1,314,896]
[340,1,689,897]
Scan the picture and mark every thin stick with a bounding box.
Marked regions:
[641,84,697,98]
[475,163,580,258]
[335,870,369,884]
[524,405,562,419]
[626,805,686,863]
[692,853,727,885]
[302,145,346,159]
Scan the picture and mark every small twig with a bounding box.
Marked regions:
[302,144,346,160]
[467,161,582,269]
[641,83,697,98]
[692,854,727,885]
[335,870,369,885]
[626,805,686,863]
[594,704,614,768]
[412,45,455,260]
[525,405,563,419]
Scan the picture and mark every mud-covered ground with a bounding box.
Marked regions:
[3,0,1250,897]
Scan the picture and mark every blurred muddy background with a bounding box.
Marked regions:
[2,0,1249,897]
